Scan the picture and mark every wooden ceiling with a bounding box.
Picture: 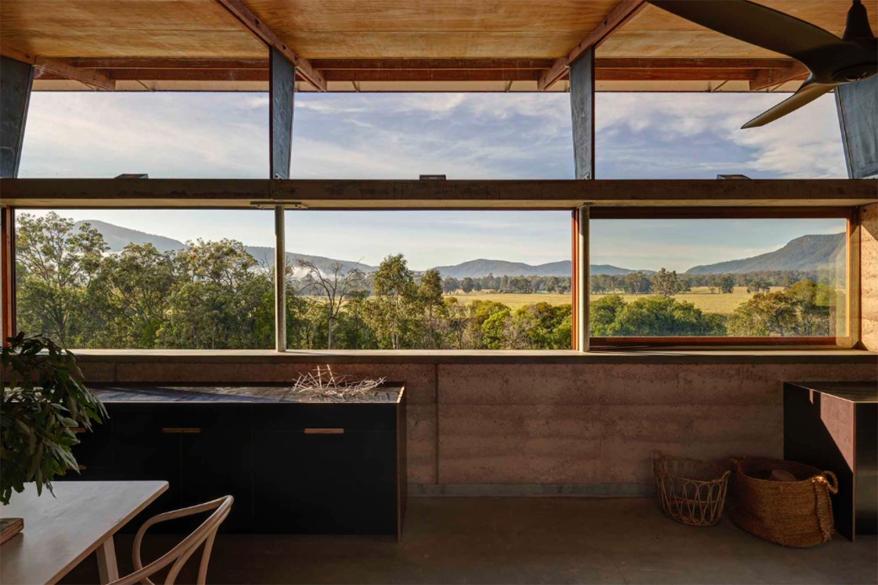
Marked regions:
[1,0,874,92]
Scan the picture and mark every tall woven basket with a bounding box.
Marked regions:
[728,457,838,547]
[654,453,731,527]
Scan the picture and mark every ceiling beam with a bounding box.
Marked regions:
[1,48,114,90]
[749,61,809,91]
[65,58,268,70]
[596,58,797,70]
[2,179,875,210]
[214,0,326,91]
[311,58,555,71]
[41,57,805,85]
[539,0,647,91]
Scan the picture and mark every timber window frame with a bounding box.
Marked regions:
[582,207,860,350]
[1,179,872,353]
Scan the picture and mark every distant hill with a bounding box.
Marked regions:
[245,246,374,276]
[78,220,372,275]
[77,219,842,279]
[77,220,645,277]
[75,220,184,253]
[432,259,569,278]
[431,259,642,278]
[686,233,845,274]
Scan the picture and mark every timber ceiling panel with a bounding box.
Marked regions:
[0,0,266,58]
[242,0,619,58]
[602,1,878,58]
[1,0,874,91]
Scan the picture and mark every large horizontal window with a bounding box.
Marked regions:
[589,215,850,342]
[9,207,856,351]
[14,209,274,349]
[283,210,572,350]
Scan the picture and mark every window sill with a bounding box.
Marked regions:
[69,347,878,365]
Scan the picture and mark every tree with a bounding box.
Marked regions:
[462,300,510,349]
[727,279,832,336]
[88,243,176,347]
[590,295,626,336]
[652,268,683,297]
[507,302,571,349]
[719,275,735,294]
[418,269,447,348]
[297,260,365,349]
[603,296,726,336]
[157,240,271,348]
[746,278,771,294]
[366,254,418,349]
[15,213,107,346]
[622,272,652,294]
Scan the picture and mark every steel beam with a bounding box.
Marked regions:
[269,47,295,351]
[0,56,33,177]
[570,49,596,180]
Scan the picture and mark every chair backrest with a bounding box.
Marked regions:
[109,495,234,585]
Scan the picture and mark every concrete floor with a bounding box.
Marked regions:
[64,498,877,585]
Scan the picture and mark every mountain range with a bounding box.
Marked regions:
[75,220,845,278]
[685,233,845,275]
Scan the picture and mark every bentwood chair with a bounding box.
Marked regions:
[108,495,234,585]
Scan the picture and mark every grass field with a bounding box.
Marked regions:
[448,286,766,315]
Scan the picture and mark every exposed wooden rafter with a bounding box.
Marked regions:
[34,57,808,86]
[1,48,114,90]
[539,0,647,91]
[2,179,875,210]
[749,61,809,91]
[214,0,326,91]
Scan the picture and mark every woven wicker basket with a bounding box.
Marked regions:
[654,453,731,527]
[728,457,838,548]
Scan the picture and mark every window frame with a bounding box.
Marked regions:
[583,206,859,350]
[0,202,863,352]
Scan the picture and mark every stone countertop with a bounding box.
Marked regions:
[90,384,405,404]
[786,381,878,403]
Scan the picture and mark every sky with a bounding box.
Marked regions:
[16,90,848,271]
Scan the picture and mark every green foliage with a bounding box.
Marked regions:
[1,333,107,505]
[157,240,274,349]
[13,214,839,350]
[366,255,419,349]
[591,295,626,335]
[727,279,832,336]
[507,303,572,349]
[591,295,726,336]
[15,212,108,346]
[651,268,688,297]
[719,275,736,294]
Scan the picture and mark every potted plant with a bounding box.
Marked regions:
[1,333,106,509]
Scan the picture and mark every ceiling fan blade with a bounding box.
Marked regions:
[649,1,848,73]
[741,80,836,128]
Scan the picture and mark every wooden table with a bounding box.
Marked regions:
[0,480,168,585]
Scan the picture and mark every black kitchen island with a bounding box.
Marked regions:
[66,384,406,538]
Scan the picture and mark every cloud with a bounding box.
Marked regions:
[21,93,267,178]
[595,92,846,178]
[20,89,846,182]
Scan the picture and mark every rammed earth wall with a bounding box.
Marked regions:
[76,350,877,495]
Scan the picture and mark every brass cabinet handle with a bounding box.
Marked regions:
[304,428,345,435]
[161,427,202,434]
